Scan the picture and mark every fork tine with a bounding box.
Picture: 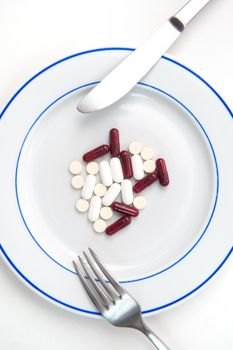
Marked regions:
[88,248,125,296]
[83,251,116,303]
[73,260,105,313]
[78,256,111,308]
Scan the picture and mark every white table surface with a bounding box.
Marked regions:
[0,1,233,349]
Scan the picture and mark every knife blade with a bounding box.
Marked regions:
[77,0,211,113]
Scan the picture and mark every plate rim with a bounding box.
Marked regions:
[1,243,232,316]
[0,47,232,317]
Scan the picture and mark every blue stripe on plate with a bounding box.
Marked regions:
[1,243,232,315]
[14,80,219,283]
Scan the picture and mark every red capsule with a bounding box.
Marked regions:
[111,202,139,217]
[156,158,169,186]
[83,144,110,162]
[120,150,133,178]
[106,215,131,235]
[133,171,158,193]
[109,128,120,157]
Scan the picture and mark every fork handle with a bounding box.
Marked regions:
[140,323,170,350]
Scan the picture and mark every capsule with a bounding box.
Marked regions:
[110,157,123,183]
[120,150,133,178]
[88,196,101,222]
[81,174,96,200]
[111,202,139,217]
[121,179,133,205]
[106,215,131,235]
[83,144,110,162]
[99,160,113,187]
[133,171,158,193]
[131,154,144,180]
[102,183,121,206]
[156,158,169,186]
[109,128,120,157]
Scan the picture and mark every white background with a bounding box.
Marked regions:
[0,0,233,349]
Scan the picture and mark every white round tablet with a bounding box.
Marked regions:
[69,161,82,175]
[100,207,113,220]
[93,219,106,233]
[133,196,146,210]
[86,161,99,175]
[71,175,84,189]
[143,160,156,173]
[94,183,107,197]
[141,147,154,160]
[129,141,142,155]
[75,198,89,212]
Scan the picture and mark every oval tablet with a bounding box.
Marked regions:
[86,162,99,175]
[71,175,84,189]
[121,179,133,205]
[110,157,123,183]
[69,161,82,175]
[94,183,107,197]
[129,141,142,155]
[141,147,154,160]
[75,198,89,212]
[99,160,113,187]
[102,183,121,206]
[88,196,101,222]
[81,174,96,200]
[100,206,113,220]
[131,154,144,180]
[133,196,146,210]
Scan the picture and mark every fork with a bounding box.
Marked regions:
[73,248,170,350]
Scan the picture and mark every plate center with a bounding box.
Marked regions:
[16,84,217,281]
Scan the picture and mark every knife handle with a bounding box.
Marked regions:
[172,0,211,27]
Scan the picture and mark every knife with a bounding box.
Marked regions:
[77,0,212,113]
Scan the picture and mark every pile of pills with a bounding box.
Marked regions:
[68,128,169,235]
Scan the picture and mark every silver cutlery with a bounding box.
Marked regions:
[73,248,170,350]
[77,0,212,113]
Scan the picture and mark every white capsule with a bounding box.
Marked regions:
[88,196,101,222]
[131,154,144,180]
[110,157,123,183]
[81,174,96,200]
[99,160,113,187]
[121,179,133,205]
[102,183,121,206]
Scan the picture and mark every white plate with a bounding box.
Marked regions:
[0,48,232,317]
